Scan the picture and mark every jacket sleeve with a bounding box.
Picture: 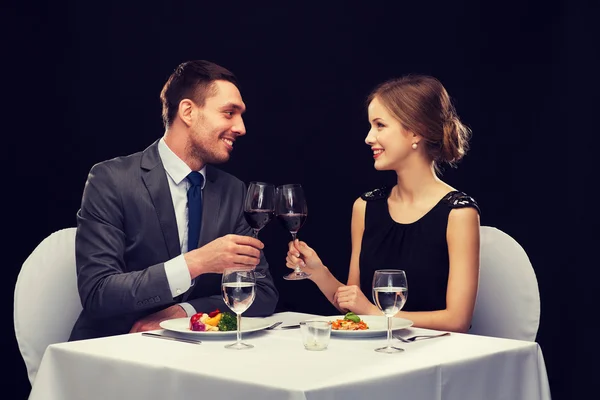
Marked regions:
[75,163,174,319]
[187,180,278,316]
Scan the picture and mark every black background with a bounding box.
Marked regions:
[4,1,596,398]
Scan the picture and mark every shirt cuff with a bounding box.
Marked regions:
[178,302,197,317]
[164,254,192,298]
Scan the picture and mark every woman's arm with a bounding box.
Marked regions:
[285,197,369,312]
[330,198,381,315]
[346,197,366,287]
[394,207,480,332]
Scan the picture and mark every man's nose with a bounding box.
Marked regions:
[233,117,246,136]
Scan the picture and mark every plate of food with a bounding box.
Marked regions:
[317,312,413,338]
[159,308,273,337]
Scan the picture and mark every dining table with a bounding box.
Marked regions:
[29,311,551,400]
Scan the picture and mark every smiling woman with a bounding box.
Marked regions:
[365,75,471,174]
[285,74,481,335]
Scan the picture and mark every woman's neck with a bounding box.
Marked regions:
[392,162,442,204]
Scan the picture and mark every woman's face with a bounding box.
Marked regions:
[365,97,416,171]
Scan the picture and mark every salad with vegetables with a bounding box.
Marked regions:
[189,309,237,332]
[331,312,369,330]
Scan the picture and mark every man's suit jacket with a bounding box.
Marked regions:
[69,139,278,341]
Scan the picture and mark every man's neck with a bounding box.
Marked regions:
[163,128,205,171]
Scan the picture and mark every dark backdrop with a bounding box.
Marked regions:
[4,1,596,399]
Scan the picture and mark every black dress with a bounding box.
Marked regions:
[358,187,480,312]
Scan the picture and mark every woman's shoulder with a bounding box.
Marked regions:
[360,186,392,201]
[441,190,481,215]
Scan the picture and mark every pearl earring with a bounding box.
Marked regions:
[411,143,418,150]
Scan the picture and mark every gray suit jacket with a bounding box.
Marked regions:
[69,140,278,341]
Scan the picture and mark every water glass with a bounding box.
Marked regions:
[372,269,408,354]
[300,320,331,351]
[222,268,256,350]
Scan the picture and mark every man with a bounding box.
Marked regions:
[69,60,278,341]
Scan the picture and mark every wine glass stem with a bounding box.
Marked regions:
[386,316,392,348]
[290,232,302,273]
[237,313,242,344]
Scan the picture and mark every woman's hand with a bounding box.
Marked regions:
[286,240,325,273]
[333,285,380,315]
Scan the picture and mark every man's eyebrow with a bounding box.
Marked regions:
[220,102,246,113]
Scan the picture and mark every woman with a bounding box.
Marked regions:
[287,75,480,333]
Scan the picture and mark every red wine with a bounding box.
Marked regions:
[277,213,307,233]
[244,210,274,230]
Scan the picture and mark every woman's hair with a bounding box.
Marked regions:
[367,75,471,170]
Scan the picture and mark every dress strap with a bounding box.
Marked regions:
[442,191,481,215]
[360,186,391,201]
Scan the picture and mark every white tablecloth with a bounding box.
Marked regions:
[29,312,551,400]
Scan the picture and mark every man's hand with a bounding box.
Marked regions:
[185,234,264,278]
[129,305,187,333]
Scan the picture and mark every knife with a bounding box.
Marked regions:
[142,332,202,344]
[280,324,301,329]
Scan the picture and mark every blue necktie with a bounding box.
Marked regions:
[186,171,204,252]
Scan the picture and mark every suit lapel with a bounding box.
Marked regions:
[141,140,180,259]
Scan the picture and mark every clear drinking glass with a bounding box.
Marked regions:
[300,320,331,351]
[372,269,408,353]
[243,182,275,279]
[276,184,309,280]
[222,268,257,350]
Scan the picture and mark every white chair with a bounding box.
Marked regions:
[14,227,82,385]
[469,226,541,341]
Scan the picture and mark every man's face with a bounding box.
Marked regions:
[189,80,246,165]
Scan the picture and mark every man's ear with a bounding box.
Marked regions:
[178,99,195,127]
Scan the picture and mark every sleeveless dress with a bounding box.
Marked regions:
[358,187,480,312]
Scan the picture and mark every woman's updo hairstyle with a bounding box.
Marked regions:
[367,75,471,171]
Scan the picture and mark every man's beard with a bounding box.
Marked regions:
[189,138,229,165]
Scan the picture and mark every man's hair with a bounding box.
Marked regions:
[160,60,238,128]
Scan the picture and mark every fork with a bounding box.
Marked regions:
[395,332,450,343]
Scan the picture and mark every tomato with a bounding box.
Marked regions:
[208,309,221,318]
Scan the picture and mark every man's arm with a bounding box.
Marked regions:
[235,181,278,316]
[76,163,175,319]
[187,180,278,316]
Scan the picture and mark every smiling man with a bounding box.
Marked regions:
[70,60,278,341]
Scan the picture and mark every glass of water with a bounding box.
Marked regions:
[300,320,331,351]
[372,269,408,353]
[222,268,256,350]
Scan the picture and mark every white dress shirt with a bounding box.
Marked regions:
[157,138,206,317]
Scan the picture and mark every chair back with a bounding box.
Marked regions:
[14,227,82,385]
[470,226,540,341]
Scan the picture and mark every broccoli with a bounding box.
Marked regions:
[217,312,237,331]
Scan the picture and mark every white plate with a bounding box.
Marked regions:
[318,315,413,338]
[159,317,273,337]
